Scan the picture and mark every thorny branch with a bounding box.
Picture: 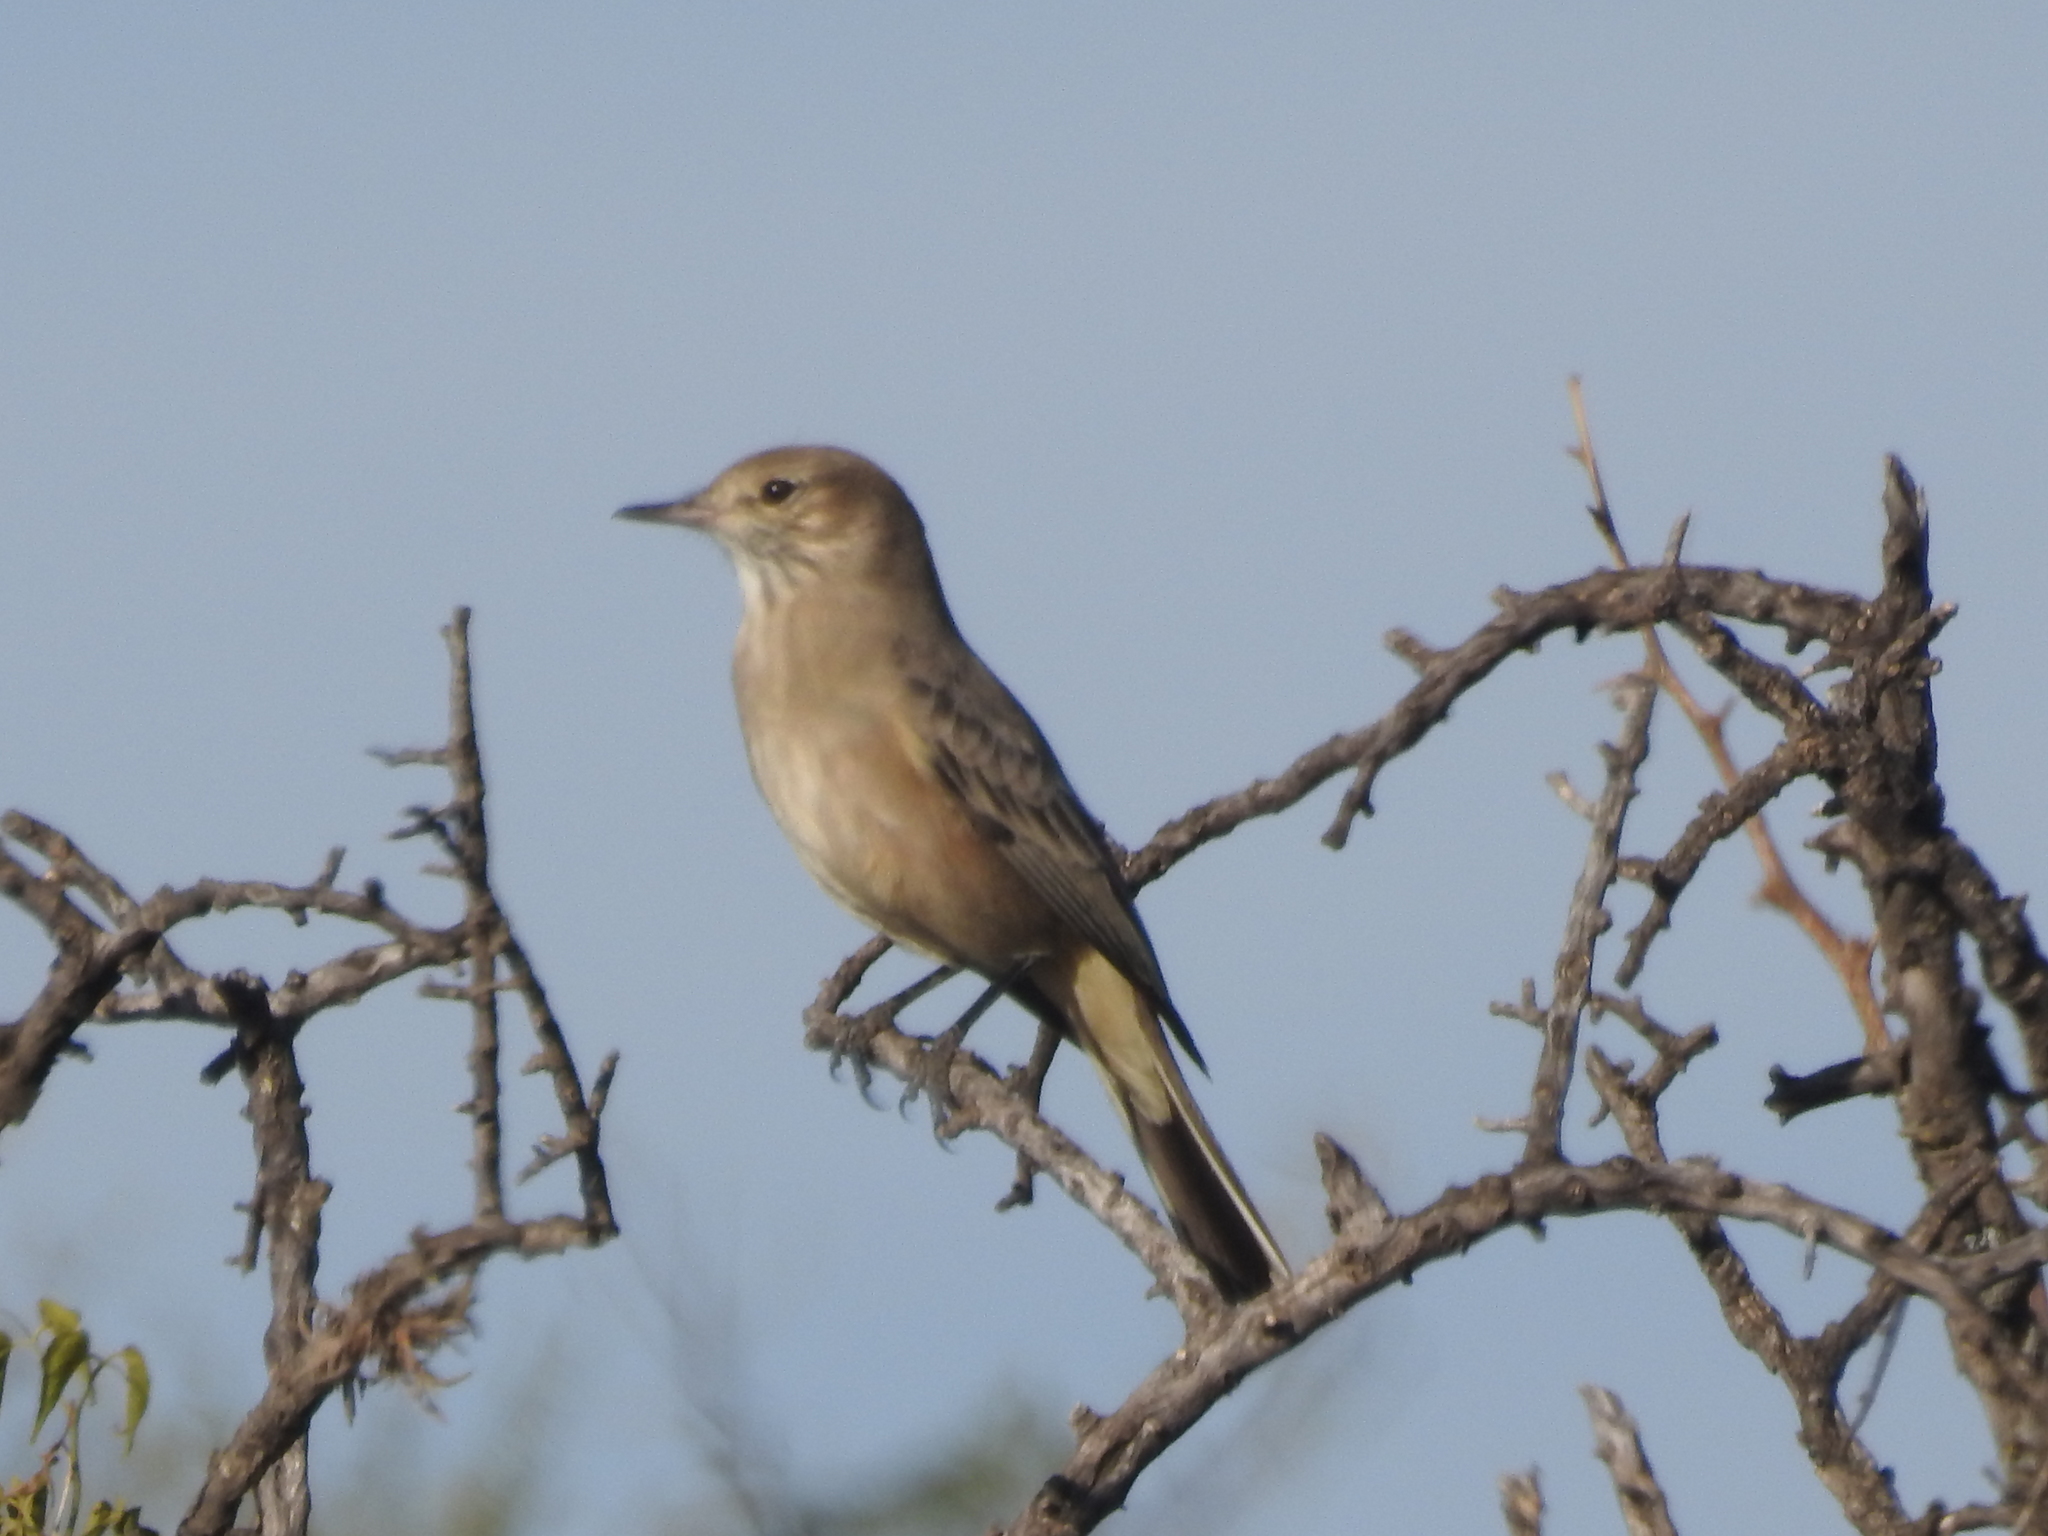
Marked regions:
[1124,563,1865,885]
[1,608,617,1536]
[1564,379,1886,1052]
[1521,675,1653,1165]
[803,953,1221,1321]
[810,922,2046,1535]
[794,451,2048,1536]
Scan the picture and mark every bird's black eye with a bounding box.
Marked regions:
[760,478,798,505]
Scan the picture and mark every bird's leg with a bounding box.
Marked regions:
[902,962,1036,1136]
[823,962,957,1104]
[995,1020,1063,1211]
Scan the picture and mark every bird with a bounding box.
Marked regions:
[618,446,1287,1300]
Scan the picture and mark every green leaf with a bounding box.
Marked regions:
[33,1327,89,1438]
[0,1329,12,1419]
[0,1478,51,1534]
[36,1299,80,1336]
[0,1481,37,1536]
[83,1500,152,1536]
[114,1348,150,1453]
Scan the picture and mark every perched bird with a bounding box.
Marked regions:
[619,446,1287,1299]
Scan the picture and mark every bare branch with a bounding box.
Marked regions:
[1524,678,1653,1165]
[1616,733,1836,987]
[1764,1047,1909,1123]
[1586,993,1719,1108]
[1583,1038,1915,1533]
[177,1212,608,1536]
[995,1151,2010,1536]
[14,609,629,1536]
[804,974,1219,1321]
[0,832,163,1128]
[1315,1133,1392,1243]
[1580,1385,1679,1536]
[433,610,507,1222]
[1562,394,1885,1051]
[1939,840,2048,1101]
[1123,563,1865,881]
[1,812,149,925]
[1499,1468,1544,1536]
[227,977,323,1536]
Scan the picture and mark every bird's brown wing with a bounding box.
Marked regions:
[898,639,1207,1069]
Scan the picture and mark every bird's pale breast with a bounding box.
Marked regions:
[733,593,1062,972]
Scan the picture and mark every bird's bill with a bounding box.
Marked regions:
[614,496,709,528]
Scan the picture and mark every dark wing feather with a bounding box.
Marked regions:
[900,638,1206,1069]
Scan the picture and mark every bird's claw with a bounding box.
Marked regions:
[822,1004,893,1104]
[899,1020,972,1139]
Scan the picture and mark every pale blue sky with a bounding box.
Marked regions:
[4,7,2046,1533]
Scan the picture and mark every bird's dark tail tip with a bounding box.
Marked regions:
[1130,1111,1286,1302]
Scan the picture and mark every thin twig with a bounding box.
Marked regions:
[1499,1469,1545,1536]
[1563,385,1884,1048]
[1615,734,1837,987]
[1524,677,1654,1165]
[436,611,507,1222]
[1580,1384,1680,1536]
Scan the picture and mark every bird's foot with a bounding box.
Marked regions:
[818,1003,894,1106]
[900,1019,972,1139]
[899,974,1015,1139]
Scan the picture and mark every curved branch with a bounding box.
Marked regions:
[999,1153,2028,1536]
[1122,563,1863,881]
[1616,732,1837,987]
[0,871,160,1128]
[803,967,1219,1320]
[176,1212,609,1536]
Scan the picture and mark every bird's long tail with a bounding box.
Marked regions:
[1033,947,1288,1301]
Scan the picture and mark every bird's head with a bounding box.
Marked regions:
[618,446,935,607]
